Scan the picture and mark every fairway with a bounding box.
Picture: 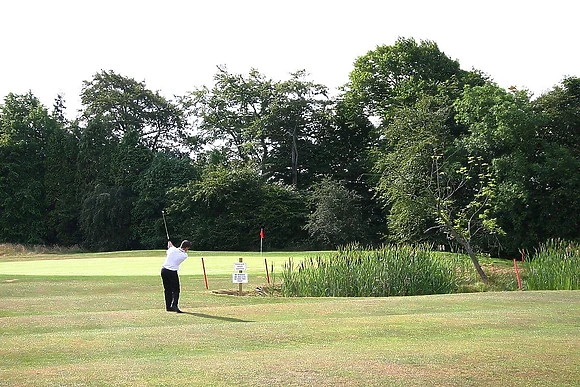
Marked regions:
[1,251,579,386]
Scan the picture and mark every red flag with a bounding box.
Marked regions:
[260,228,265,239]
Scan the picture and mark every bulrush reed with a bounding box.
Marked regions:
[281,244,460,297]
[525,239,580,290]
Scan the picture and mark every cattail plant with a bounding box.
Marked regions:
[280,244,460,297]
[525,239,579,290]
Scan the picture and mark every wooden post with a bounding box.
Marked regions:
[264,258,271,284]
[201,257,209,290]
[513,259,522,290]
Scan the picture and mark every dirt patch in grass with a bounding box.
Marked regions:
[211,285,283,297]
[211,289,265,296]
[212,289,250,296]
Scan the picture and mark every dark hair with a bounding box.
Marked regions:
[180,240,191,249]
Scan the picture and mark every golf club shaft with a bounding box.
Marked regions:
[162,211,170,240]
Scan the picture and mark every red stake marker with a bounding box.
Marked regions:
[513,259,522,290]
[201,257,209,290]
[264,258,271,284]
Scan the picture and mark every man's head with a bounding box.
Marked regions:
[180,240,191,251]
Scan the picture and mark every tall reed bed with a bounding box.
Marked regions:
[280,244,460,297]
[525,239,580,290]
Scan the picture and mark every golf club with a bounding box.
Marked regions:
[162,210,170,240]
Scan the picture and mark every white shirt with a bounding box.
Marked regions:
[162,246,188,271]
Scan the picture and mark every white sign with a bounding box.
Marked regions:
[233,262,247,271]
[232,273,249,284]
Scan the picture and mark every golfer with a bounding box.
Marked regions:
[161,240,191,313]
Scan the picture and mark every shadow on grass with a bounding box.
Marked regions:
[181,312,252,322]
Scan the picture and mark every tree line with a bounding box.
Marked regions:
[1,37,578,257]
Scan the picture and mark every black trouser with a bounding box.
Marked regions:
[161,268,180,310]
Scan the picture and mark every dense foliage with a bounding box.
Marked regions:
[1,37,578,257]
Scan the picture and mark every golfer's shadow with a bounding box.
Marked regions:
[182,312,252,323]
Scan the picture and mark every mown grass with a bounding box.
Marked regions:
[1,249,579,386]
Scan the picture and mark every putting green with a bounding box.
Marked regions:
[0,252,305,276]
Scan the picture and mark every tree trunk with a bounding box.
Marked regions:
[445,225,488,282]
[291,125,298,186]
[464,240,488,282]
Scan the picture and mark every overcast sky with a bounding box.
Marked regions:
[1,0,578,117]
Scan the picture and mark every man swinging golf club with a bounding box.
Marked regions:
[161,239,191,313]
[160,211,190,313]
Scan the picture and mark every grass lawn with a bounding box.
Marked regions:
[0,250,579,386]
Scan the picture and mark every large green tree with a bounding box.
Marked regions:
[314,94,385,245]
[45,95,81,245]
[347,37,484,123]
[533,77,580,153]
[79,70,188,152]
[0,93,57,243]
[76,71,191,250]
[304,177,368,248]
[487,78,580,253]
[372,94,493,280]
[531,77,580,244]
[186,67,276,169]
[131,151,199,249]
[266,70,331,187]
[79,184,134,251]
[187,67,330,187]
[346,38,499,279]
[345,36,486,237]
[168,166,308,250]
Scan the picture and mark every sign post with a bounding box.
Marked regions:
[232,258,248,295]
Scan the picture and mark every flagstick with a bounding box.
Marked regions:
[260,227,264,255]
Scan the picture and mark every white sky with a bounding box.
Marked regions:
[1,0,578,117]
